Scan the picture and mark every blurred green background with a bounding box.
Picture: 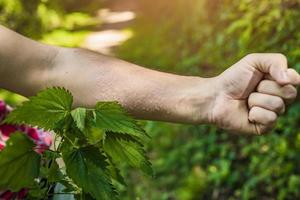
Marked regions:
[1,0,300,199]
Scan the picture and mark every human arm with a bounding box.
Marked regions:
[0,25,216,124]
[1,25,300,134]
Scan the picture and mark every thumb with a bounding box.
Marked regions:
[262,68,300,86]
[246,53,290,85]
[270,66,290,85]
[286,68,300,86]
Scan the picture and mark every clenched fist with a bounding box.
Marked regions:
[212,53,300,134]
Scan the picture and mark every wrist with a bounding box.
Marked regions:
[174,76,219,124]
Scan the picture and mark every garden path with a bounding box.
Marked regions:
[82,0,137,55]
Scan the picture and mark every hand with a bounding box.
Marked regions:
[211,53,300,134]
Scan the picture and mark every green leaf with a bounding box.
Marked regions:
[107,157,126,185]
[54,114,87,144]
[94,102,149,141]
[83,112,106,144]
[103,133,153,176]
[27,183,48,199]
[79,192,95,200]
[40,151,64,184]
[0,132,41,191]
[62,144,118,200]
[48,160,64,183]
[85,125,106,144]
[71,107,86,132]
[5,87,73,130]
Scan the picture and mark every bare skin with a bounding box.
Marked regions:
[0,25,300,135]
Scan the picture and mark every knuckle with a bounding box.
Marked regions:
[245,53,255,59]
[275,53,287,63]
[245,53,259,61]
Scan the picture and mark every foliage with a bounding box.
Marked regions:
[0,0,100,40]
[0,89,27,106]
[0,133,41,191]
[1,0,300,199]
[117,0,300,199]
[0,87,152,199]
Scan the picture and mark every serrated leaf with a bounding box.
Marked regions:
[5,87,73,130]
[48,160,64,183]
[62,144,118,200]
[40,151,64,183]
[107,157,126,185]
[0,132,41,191]
[54,115,87,145]
[83,112,106,144]
[85,125,106,144]
[103,133,153,176]
[58,177,80,193]
[94,102,149,141]
[71,107,86,132]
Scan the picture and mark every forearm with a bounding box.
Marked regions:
[48,48,217,124]
[0,25,59,95]
[0,25,217,124]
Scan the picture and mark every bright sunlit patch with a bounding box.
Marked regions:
[83,29,133,55]
[98,8,136,24]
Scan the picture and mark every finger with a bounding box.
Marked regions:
[248,92,285,114]
[222,102,260,135]
[245,53,290,85]
[224,101,271,135]
[257,80,297,104]
[287,68,300,86]
[249,106,277,126]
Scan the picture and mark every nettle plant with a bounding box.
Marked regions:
[0,87,152,199]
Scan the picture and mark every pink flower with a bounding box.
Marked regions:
[0,124,17,138]
[0,100,53,199]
